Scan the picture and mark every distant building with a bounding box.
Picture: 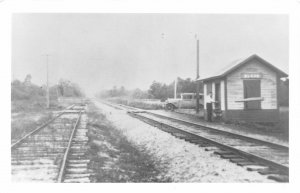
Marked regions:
[197,54,288,122]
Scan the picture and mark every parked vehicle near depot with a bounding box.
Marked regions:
[165,93,204,111]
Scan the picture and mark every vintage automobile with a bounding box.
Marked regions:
[164,93,204,111]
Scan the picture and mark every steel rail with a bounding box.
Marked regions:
[129,112,289,174]
[57,111,82,183]
[144,111,289,151]
[11,104,75,149]
[98,100,123,110]
[118,104,140,111]
[105,101,288,151]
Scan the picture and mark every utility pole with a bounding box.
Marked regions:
[196,36,200,113]
[45,54,50,109]
[174,77,177,99]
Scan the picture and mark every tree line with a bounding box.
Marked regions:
[97,77,203,100]
[11,74,84,101]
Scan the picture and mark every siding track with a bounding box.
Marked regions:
[11,103,91,183]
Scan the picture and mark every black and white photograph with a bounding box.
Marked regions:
[2,0,300,190]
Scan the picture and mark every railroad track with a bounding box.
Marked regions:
[11,104,92,183]
[102,101,289,182]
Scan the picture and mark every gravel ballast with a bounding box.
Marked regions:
[93,100,273,182]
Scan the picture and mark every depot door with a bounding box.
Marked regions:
[243,79,261,109]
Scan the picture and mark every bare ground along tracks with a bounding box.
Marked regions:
[102,101,289,182]
[11,104,92,183]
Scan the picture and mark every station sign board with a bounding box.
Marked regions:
[241,73,262,79]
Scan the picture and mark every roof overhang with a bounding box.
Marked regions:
[197,54,288,82]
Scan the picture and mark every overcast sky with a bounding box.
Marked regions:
[12,14,288,96]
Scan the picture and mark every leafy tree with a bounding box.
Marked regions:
[97,86,130,98]
[96,77,203,100]
[23,74,32,86]
[147,77,203,100]
[58,79,84,97]
[11,78,44,100]
[131,88,149,99]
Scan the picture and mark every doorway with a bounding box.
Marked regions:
[243,79,261,109]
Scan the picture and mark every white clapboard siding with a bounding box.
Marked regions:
[226,59,277,110]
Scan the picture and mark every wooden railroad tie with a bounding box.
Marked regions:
[213,150,234,155]
[267,175,289,182]
[257,168,282,175]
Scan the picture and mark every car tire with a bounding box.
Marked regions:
[166,103,175,111]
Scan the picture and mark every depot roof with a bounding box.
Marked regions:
[197,54,288,82]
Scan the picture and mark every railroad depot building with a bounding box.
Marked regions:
[198,54,288,122]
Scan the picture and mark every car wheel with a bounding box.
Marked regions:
[166,104,175,111]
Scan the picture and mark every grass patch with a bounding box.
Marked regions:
[107,98,164,110]
[127,101,163,110]
[11,98,62,113]
[86,104,170,182]
[11,97,63,143]
[224,107,289,142]
[11,111,54,143]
